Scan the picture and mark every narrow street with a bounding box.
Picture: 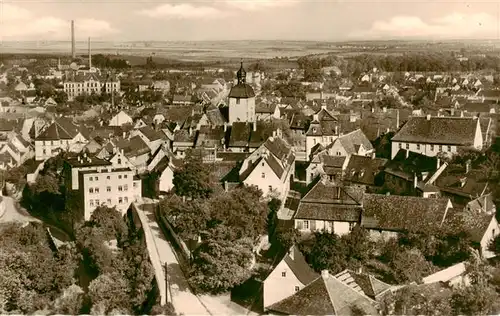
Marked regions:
[0,195,40,224]
[138,202,255,315]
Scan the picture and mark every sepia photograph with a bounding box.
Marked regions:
[1,0,500,314]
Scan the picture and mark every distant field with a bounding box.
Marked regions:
[2,39,500,63]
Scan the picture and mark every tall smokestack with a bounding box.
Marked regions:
[88,37,92,69]
[71,20,75,59]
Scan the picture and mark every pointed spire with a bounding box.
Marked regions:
[237,60,246,85]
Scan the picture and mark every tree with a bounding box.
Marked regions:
[189,237,254,294]
[88,272,131,314]
[299,232,349,274]
[451,282,499,315]
[382,285,453,315]
[275,226,301,250]
[173,155,214,199]
[489,234,500,255]
[51,284,85,315]
[88,206,128,245]
[388,248,436,283]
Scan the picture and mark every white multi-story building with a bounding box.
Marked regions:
[391,115,483,159]
[228,63,256,125]
[64,151,142,221]
[63,73,120,101]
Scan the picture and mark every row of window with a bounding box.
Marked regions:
[299,220,355,232]
[89,174,128,181]
[398,142,452,152]
[89,196,129,207]
[88,184,129,194]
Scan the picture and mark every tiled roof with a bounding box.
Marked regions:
[458,211,495,243]
[385,149,438,181]
[228,83,255,98]
[392,116,479,145]
[361,194,450,233]
[296,181,363,222]
[332,129,373,155]
[335,269,392,299]
[173,129,195,144]
[173,95,193,103]
[195,125,225,148]
[264,136,292,162]
[267,273,378,315]
[344,155,388,186]
[163,106,194,124]
[205,108,227,125]
[36,117,84,141]
[228,122,251,147]
[66,153,111,168]
[116,135,151,157]
[282,246,319,285]
[478,89,500,98]
[306,120,339,136]
[463,102,493,113]
[255,103,277,114]
[139,126,165,142]
[435,165,489,198]
[248,125,275,149]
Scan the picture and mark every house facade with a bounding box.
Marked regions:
[391,116,483,159]
[64,73,120,101]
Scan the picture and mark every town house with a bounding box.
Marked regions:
[238,134,295,201]
[391,115,483,159]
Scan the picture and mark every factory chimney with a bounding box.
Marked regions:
[71,20,76,59]
[88,37,92,69]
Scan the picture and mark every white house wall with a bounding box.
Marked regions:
[263,259,305,309]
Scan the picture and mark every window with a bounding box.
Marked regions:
[430,144,435,151]
[303,220,309,229]
[336,151,341,156]
[118,159,122,164]
[406,143,409,149]
[118,175,122,179]
[295,286,300,292]
[349,222,355,231]
[89,188,94,193]
[124,197,128,203]
[439,145,443,151]
[107,199,111,204]
[124,184,128,191]
[107,186,111,192]
[89,177,93,181]
[118,186,123,192]
[281,271,286,277]
[89,200,94,207]
[95,188,99,193]
[95,199,100,206]
[269,185,273,191]
[95,176,99,181]
[261,173,265,178]
[417,144,421,150]
[107,176,110,180]
[124,175,127,179]
[398,142,402,149]
[236,98,240,105]
[43,149,46,154]
[447,145,452,152]
[133,182,137,188]
[119,197,123,204]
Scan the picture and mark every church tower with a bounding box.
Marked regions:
[228,62,255,125]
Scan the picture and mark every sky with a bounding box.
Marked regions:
[1,0,500,42]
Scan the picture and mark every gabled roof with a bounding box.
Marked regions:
[255,103,277,114]
[36,117,85,141]
[385,149,438,181]
[139,126,164,142]
[295,181,363,222]
[459,210,496,243]
[331,129,373,154]
[279,246,318,285]
[335,269,393,299]
[361,194,450,233]
[344,155,388,186]
[435,165,489,199]
[263,136,292,162]
[392,116,479,146]
[205,108,227,125]
[115,135,151,157]
[267,273,378,315]
[173,129,195,144]
[195,125,225,148]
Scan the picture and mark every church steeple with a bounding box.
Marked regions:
[237,61,246,85]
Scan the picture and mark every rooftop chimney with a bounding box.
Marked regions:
[426,114,431,120]
[252,120,257,132]
[88,37,92,69]
[321,270,329,280]
[288,246,295,261]
[71,20,75,59]
[466,159,471,174]
[414,172,418,189]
